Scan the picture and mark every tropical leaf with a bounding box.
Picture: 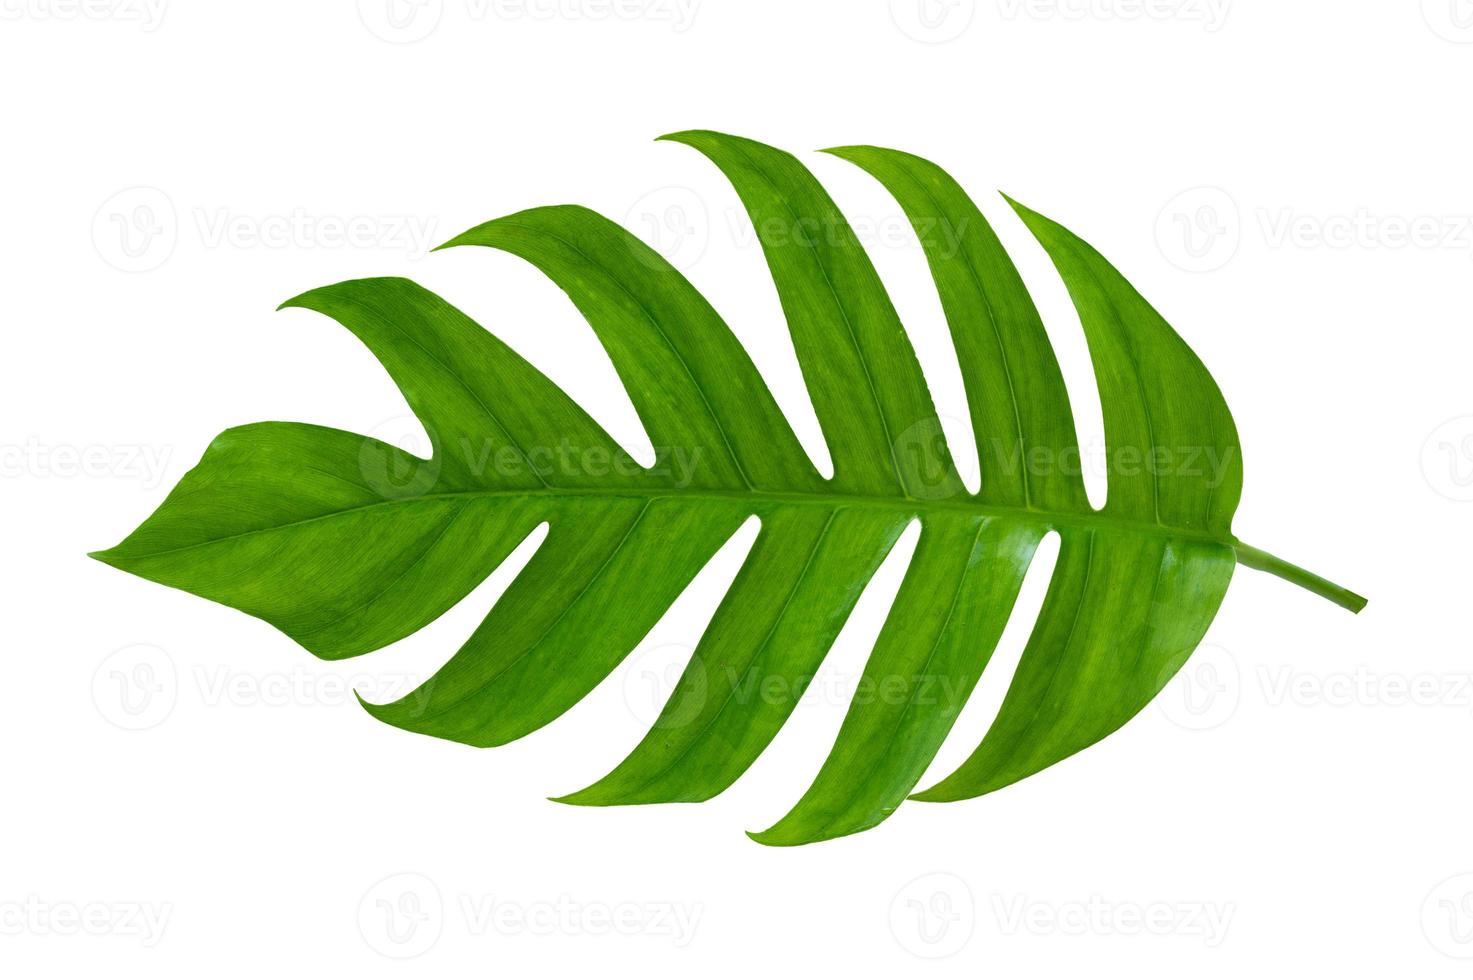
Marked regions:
[92,131,1364,846]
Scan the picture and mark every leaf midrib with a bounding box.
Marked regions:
[110,482,1242,563]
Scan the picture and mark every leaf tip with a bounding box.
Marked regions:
[354,688,390,718]
[432,223,497,253]
[275,292,313,313]
[88,544,139,572]
[548,779,607,806]
[655,128,741,149]
[908,775,969,803]
[744,819,818,847]
[745,826,822,848]
[999,193,1060,241]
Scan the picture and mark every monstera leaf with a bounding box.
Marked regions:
[93,131,1363,845]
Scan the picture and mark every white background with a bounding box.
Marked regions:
[2,0,1469,975]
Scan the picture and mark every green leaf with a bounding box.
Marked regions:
[92,131,1364,846]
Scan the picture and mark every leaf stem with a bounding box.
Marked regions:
[1232,542,1366,613]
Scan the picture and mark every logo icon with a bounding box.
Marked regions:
[621,642,705,729]
[889,0,975,43]
[359,415,442,499]
[1423,874,1473,958]
[92,644,178,730]
[1422,416,1473,501]
[1155,186,1240,273]
[893,415,968,500]
[1423,0,1473,43]
[889,872,975,958]
[625,186,710,271]
[358,872,443,958]
[92,187,177,273]
[357,0,444,43]
[1156,642,1239,731]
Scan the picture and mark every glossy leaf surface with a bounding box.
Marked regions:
[94,132,1363,845]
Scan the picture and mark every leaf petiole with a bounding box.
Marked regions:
[1232,542,1366,614]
